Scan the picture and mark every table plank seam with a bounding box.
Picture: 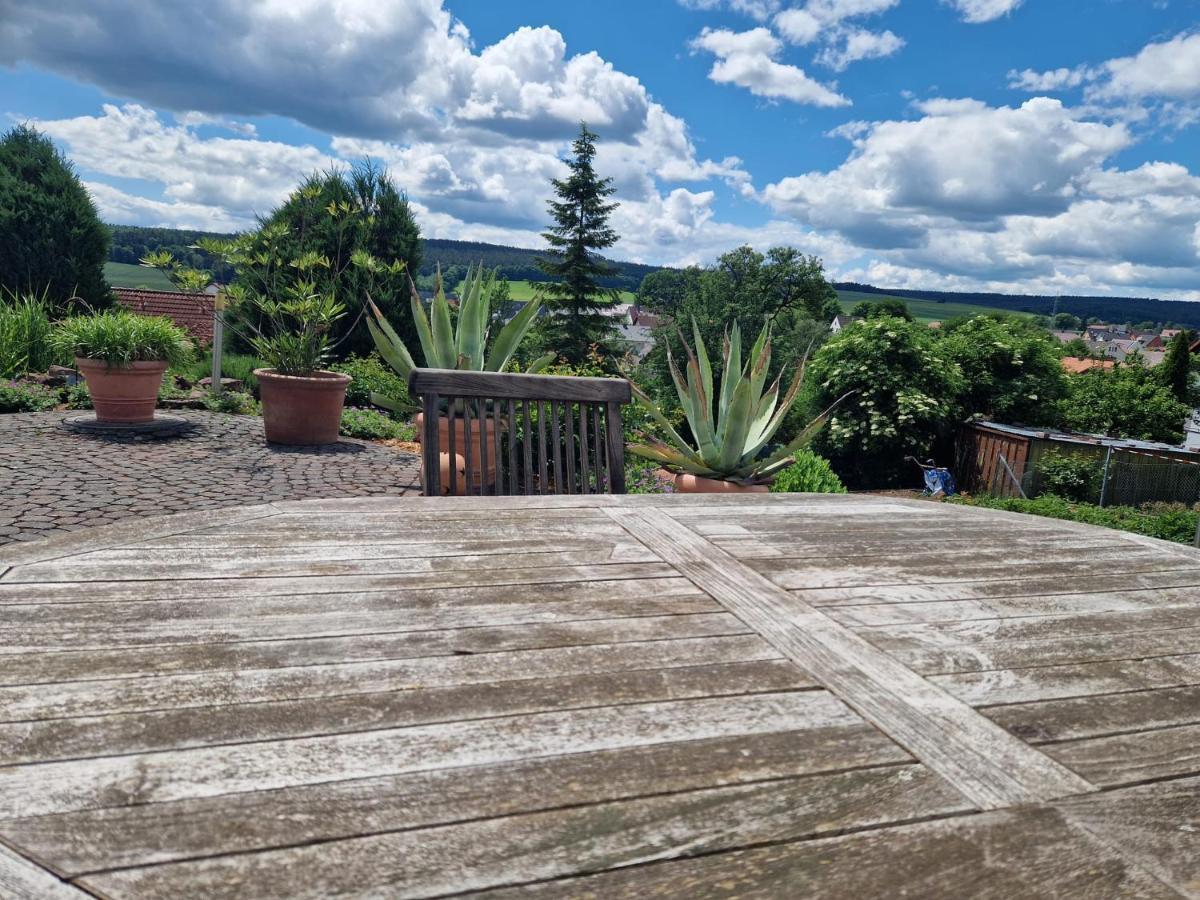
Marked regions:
[609,506,1098,810]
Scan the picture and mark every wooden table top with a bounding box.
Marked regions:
[1,493,1198,898]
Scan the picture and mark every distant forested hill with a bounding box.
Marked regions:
[835,282,1200,329]
[103,225,1199,325]
[105,225,660,293]
[108,225,237,283]
[418,239,660,293]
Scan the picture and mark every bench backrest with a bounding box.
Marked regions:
[407,368,632,496]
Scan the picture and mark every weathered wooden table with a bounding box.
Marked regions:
[1,494,1198,898]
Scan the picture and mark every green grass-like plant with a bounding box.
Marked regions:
[51,311,193,368]
[0,289,56,378]
[628,319,850,486]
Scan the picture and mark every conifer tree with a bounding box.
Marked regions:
[1159,329,1194,403]
[0,125,110,308]
[535,124,621,365]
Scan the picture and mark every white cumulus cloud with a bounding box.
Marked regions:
[943,0,1024,24]
[690,27,850,105]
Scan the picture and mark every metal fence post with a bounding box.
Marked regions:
[1098,446,1114,508]
[211,292,225,396]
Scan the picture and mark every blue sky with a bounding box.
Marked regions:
[1,0,1198,298]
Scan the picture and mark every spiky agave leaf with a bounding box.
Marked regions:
[629,381,709,467]
[408,275,439,369]
[485,294,544,372]
[719,322,742,425]
[627,438,720,476]
[455,263,485,368]
[715,375,755,473]
[429,267,456,368]
[753,391,856,473]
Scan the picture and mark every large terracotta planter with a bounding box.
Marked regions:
[75,357,168,424]
[416,411,504,491]
[672,472,771,494]
[255,368,350,446]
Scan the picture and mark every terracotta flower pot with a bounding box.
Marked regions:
[75,357,168,424]
[672,472,771,494]
[255,369,350,446]
[415,411,505,490]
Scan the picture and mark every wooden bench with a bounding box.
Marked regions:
[407,368,632,497]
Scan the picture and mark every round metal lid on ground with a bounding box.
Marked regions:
[59,413,196,439]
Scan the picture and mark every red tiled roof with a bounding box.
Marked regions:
[1061,356,1115,374]
[114,288,215,344]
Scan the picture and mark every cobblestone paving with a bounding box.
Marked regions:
[0,412,421,544]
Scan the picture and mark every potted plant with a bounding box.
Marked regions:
[367,264,552,489]
[152,228,365,445]
[628,319,850,493]
[50,311,192,424]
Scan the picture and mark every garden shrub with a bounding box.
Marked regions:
[952,494,1198,545]
[203,391,259,415]
[330,354,410,415]
[339,407,413,440]
[1034,451,1102,503]
[625,460,674,494]
[64,382,92,409]
[770,449,848,494]
[0,381,59,413]
[179,353,266,396]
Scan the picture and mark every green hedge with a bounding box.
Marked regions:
[952,494,1197,545]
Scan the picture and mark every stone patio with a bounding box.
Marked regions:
[0,411,421,544]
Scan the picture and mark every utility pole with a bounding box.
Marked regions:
[211,291,225,396]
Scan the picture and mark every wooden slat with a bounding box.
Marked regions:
[0,659,810,766]
[986,685,1200,744]
[6,540,655,584]
[1055,776,1200,898]
[409,368,631,402]
[934,653,1200,707]
[0,722,910,877]
[0,842,90,899]
[0,691,853,820]
[0,561,683,607]
[1046,722,1200,787]
[607,506,1095,809]
[879,625,1200,676]
[468,807,1181,900]
[0,604,730,684]
[0,634,779,722]
[78,765,968,899]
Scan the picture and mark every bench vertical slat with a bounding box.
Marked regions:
[463,398,475,497]
[579,404,591,496]
[551,400,564,495]
[536,401,549,495]
[591,403,603,493]
[606,400,625,494]
[446,398,458,497]
[492,397,503,498]
[522,401,534,496]
[421,391,441,497]
[507,399,518,495]
[565,406,577,494]
[470,400,484,501]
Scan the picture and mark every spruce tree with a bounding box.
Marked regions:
[0,125,110,308]
[1159,329,1194,403]
[536,124,621,365]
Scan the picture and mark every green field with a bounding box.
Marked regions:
[836,289,1029,324]
[104,262,176,290]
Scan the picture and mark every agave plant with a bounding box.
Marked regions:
[366,265,553,411]
[629,319,849,485]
